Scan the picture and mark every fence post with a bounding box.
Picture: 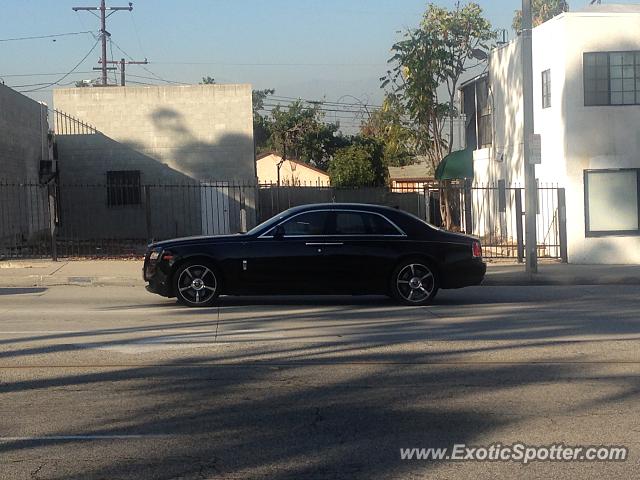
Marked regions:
[144,186,153,244]
[515,187,524,264]
[558,187,568,263]
[464,179,473,234]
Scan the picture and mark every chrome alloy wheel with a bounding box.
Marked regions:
[395,263,435,303]
[177,265,217,305]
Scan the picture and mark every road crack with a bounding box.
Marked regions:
[30,462,45,479]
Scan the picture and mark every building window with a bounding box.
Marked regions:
[542,69,551,108]
[476,76,492,148]
[584,169,640,236]
[584,52,640,106]
[107,170,141,207]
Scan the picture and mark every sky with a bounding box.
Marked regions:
[1,0,639,130]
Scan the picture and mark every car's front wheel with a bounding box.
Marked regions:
[175,261,219,307]
[390,260,438,306]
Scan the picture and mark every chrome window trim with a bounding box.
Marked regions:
[258,208,407,239]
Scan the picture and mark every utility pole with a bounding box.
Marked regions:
[522,0,538,273]
[99,57,148,86]
[73,0,133,86]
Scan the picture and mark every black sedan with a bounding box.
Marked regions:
[143,203,486,307]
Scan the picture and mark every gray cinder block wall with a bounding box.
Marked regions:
[52,84,256,240]
[53,84,255,182]
[0,84,50,242]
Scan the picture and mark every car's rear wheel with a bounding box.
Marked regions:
[175,261,219,307]
[391,260,438,306]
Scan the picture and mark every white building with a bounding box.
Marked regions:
[462,4,640,264]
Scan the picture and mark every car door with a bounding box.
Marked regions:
[321,210,405,293]
[240,210,334,293]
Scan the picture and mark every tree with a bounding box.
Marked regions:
[266,100,342,171]
[513,0,569,32]
[382,2,494,228]
[329,139,386,187]
[200,76,216,85]
[252,89,275,152]
[360,94,415,167]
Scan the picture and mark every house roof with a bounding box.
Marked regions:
[256,152,329,177]
[388,162,435,181]
[459,72,488,90]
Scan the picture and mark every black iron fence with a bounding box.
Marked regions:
[425,182,567,261]
[0,180,566,261]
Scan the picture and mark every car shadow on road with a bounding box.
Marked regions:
[0,287,47,296]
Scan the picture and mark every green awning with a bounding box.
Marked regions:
[435,149,474,180]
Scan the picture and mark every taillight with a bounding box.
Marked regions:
[472,241,482,258]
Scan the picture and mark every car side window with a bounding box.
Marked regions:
[278,211,330,236]
[333,211,400,235]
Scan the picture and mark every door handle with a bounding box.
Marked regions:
[305,242,344,246]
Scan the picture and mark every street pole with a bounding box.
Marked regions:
[522,0,538,273]
[98,58,147,86]
[73,1,133,87]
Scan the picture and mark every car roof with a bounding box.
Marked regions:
[287,203,403,214]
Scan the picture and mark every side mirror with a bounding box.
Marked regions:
[273,224,285,239]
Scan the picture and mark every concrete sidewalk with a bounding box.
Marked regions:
[0,259,144,287]
[1,259,640,288]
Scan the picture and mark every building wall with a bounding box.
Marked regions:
[52,84,257,240]
[477,12,640,263]
[562,12,640,263]
[256,154,330,186]
[478,16,567,186]
[0,83,48,181]
[53,84,255,182]
[0,84,50,246]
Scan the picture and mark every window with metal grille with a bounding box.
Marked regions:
[584,52,640,106]
[107,170,141,207]
[542,69,551,108]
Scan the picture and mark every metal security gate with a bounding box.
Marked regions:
[425,183,567,261]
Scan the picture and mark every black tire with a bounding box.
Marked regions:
[174,261,220,307]
[390,260,439,306]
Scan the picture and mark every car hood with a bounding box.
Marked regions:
[149,233,246,249]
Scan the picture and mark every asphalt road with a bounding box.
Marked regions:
[1,285,640,479]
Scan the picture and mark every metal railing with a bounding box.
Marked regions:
[425,182,567,261]
[0,180,566,260]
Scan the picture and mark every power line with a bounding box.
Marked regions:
[109,38,186,85]
[126,73,184,85]
[151,61,385,67]
[18,38,101,93]
[261,103,376,115]
[269,94,382,109]
[0,30,96,42]
[0,71,95,78]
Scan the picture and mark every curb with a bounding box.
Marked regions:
[483,276,640,286]
[0,276,145,288]
[1,276,640,288]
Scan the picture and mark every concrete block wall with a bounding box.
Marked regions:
[0,83,48,181]
[53,84,255,182]
[52,84,256,240]
[0,84,50,244]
